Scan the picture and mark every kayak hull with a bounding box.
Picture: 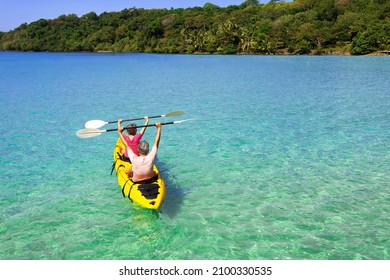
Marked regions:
[113,138,165,209]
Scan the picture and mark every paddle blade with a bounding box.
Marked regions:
[164,110,185,117]
[76,128,104,138]
[84,120,108,129]
[173,118,196,124]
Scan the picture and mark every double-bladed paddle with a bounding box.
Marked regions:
[84,110,185,129]
[76,119,195,139]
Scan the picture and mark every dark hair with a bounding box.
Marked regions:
[138,141,149,155]
[126,123,137,135]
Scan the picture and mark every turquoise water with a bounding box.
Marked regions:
[0,53,389,260]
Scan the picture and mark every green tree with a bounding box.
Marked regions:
[300,21,332,51]
[351,20,390,55]
[145,19,164,39]
[252,29,272,53]
[82,12,99,21]
[240,0,259,8]
[216,20,239,51]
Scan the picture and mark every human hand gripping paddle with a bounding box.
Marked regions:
[84,110,185,129]
[76,119,195,138]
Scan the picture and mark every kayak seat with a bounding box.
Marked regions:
[134,174,160,199]
[117,152,131,163]
[138,183,160,199]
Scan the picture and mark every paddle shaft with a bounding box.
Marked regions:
[108,121,175,132]
[108,113,176,124]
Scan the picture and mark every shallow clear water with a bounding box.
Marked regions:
[0,53,389,260]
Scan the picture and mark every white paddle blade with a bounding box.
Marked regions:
[174,118,196,124]
[76,128,104,138]
[84,120,108,129]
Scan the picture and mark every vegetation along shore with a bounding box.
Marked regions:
[0,0,389,55]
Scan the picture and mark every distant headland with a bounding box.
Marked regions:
[0,0,388,55]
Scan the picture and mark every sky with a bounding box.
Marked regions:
[0,0,270,32]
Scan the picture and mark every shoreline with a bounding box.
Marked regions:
[1,50,389,56]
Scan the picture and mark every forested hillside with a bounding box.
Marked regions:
[0,0,389,55]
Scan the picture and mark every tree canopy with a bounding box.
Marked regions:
[0,0,389,55]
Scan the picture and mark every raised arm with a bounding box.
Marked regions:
[117,119,129,149]
[153,122,162,149]
[139,116,149,136]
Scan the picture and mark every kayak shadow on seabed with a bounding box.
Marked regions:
[155,159,186,219]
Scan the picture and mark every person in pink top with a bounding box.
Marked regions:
[118,122,162,182]
[117,116,149,158]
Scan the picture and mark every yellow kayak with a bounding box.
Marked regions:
[112,138,165,209]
